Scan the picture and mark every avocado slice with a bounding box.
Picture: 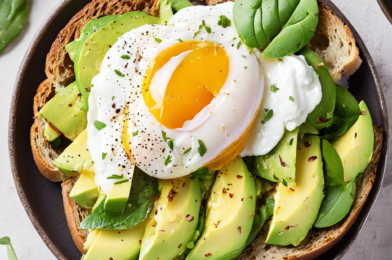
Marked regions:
[83,223,145,260]
[43,123,60,142]
[53,129,93,176]
[266,135,324,246]
[65,40,77,62]
[74,13,162,111]
[39,81,87,141]
[104,180,132,212]
[187,157,256,260]
[139,176,201,260]
[92,189,106,211]
[70,166,99,209]
[332,101,374,182]
[249,127,299,185]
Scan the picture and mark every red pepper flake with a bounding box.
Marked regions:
[308,156,318,162]
[205,253,212,257]
[110,258,113,260]
[186,214,194,222]
[290,188,295,192]
[238,226,242,234]
[229,193,234,198]
[237,175,243,179]
[183,182,186,187]
[159,230,165,232]
[361,110,366,115]
[178,243,182,248]
[317,62,324,67]
[215,220,221,228]
[241,198,244,201]
[304,141,311,147]
[284,224,298,230]
[155,209,158,215]
[317,117,326,123]
[249,212,253,217]
[249,196,253,200]
[167,189,177,202]
[222,188,227,193]
[279,155,286,167]
[297,43,301,47]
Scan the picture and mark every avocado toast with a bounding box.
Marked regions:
[30,0,383,259]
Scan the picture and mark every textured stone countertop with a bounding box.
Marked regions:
[0,0,391,259]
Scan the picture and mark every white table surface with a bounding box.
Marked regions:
[0,0,391,259]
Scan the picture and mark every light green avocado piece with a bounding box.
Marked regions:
[39,82,87,141]
[65,40,77,62]
[332,101,374,182]
[53,129,93,176]
[263,0,319,58]
[233,0,262,48]
[159,0,174,24]
[314,181,356,228]
[187,157,256,260]
[104,180,132,212]
[278,0,300,26]
[70,167,99,209]
[74,12,161,111]
[298,47,336,130]
[262,0,280,41]
[92,189,106,211]
[43,123,60,142]
[83,223,145,260]
[254,127,299,185]
[160,0,192,13]
[266,135,324,246]
[254,8,269,49]
[139,176,201,260]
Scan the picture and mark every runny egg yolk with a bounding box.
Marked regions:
[143,41,229,129]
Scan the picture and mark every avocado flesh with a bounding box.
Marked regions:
[39,82,87,141]
[83,223,145,260]
[43,123,60,142]
[187,157,256,260]
[53,129,93,176]
[92,189,106,211]
[139,177,201,260]
[65,40,77,62]
[266,135,324,246]
[253,127,299,185]
[70,166,99,209]
[104,180,132,212]
[332,101,374,182]
[74,12,161,111]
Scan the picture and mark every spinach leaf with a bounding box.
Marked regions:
[326,85,360,137]
[0,0,28,53]
[0,237,17,260]
[80,168,159,230]
[245,197,274,246]
[315,181,355,228]
[192,166,215,180]
[321,139,345,187]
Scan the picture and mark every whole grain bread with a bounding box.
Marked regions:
[31,0,380,259]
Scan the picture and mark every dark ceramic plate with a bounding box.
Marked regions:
[377,0,392,24]
[8,0,390,259]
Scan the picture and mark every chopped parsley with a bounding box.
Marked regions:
[165,155,172,166]
[114,69,125,77]
[237,41,242,49]
[244,66,248,69]
[121,55,130,59]
[217,15,231,28]
[241,54,246,58]
[107,174,123,179]
[282,179,288,187]
[155,37,162,43]
[178,39,183,42]
[261,109,273,124]
[168,140,174,151]
[94,120,107,131]
[289,138,294,146]
[270,84,279,93]
[289,96,294,102]
[197,139,207,157]
[102,153,107,160]
[133,130,138,136]
[112,96,115,100]
[184,147,192,155]
[162,131,167,142]
[114,179,129,185]
[195,20,212,36]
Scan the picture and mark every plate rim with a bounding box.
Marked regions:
[8,0,390,259]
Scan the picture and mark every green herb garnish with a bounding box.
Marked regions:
[165,155,172,166]
[241,54,246,58]
[115,179,129,185]
[218,15,231,28]
[114,69,125,77]
[184,147,192,155]
[289,96,294,102]
[133,130,138,137]
[155,37,162,43]
[282,179,288,187]
[237,41,242,49]
[121,55,130,59]
[168,140,174,151]
[178,39,183,42]
[94,120,107,131]
[107,175,123,179]
[162,131,167,142]
[289,138,294,146]
[261,109,273,124]
[270,84,279,93]
[198,139,207,157]
[102,153,107,160]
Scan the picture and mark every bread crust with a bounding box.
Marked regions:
[32,0,379,258]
